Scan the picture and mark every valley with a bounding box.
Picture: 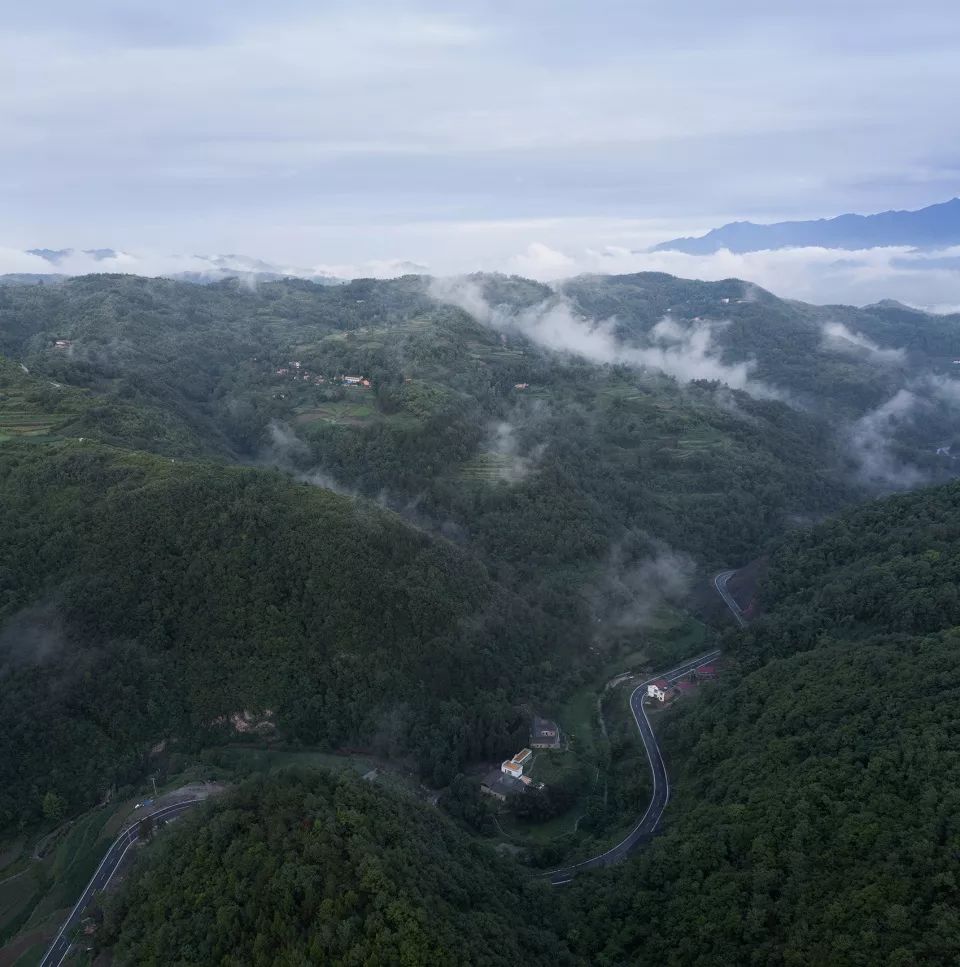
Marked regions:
[1,269,959,965]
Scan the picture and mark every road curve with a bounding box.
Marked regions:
[545,650,721,885]
[714,569,747,627]
[39,799,202,967]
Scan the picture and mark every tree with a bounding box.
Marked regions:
[42,791,67,823]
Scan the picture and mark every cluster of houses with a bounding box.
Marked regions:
[481,717,560,802]
[274,361,371,388]
[646,662,717,703]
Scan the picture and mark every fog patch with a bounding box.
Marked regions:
[595,539,696,631]
[846,375,960,489]
[431,276,778,398]
[257,419,359,500]
[0,602,67,670]
[846,390,926,489]
[503,241,960,308]
[821,322,905,364]
[261,419,311,465]
[483,421,544,483]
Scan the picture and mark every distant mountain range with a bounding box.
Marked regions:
[653,197,960,254]
[10,248,347,285]
[3,248,430,286]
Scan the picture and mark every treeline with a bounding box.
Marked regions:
[100,769,573,966]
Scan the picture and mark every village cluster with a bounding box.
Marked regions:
[480,716,560,802]
[274,360,370,387]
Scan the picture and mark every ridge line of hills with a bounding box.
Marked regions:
[652,196,960,254]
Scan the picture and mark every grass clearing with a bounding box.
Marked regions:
[0,872,44,944]
[200,746,376,778]
[293,399,378,426]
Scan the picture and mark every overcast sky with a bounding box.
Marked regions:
[4,0,960,283]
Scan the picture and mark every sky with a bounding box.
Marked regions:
[4,0,960,300]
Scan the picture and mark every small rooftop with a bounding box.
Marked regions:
[531,716,560,741]
[483,769,524,797]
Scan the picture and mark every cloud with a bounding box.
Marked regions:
[820,321,906,363]
[3,3,960,274]
[503,241,960,309]
[262,419,310,464]
[482,421,544,483]
[0,602,67,670]
[308,258,429,279]
[846,389,927,489]
[596,540,696,631]
[430,276,777,396]
[846,374,960,488]
[0,247,428,282]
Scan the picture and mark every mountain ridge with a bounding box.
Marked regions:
[652,196,960,254]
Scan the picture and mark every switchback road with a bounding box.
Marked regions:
[39,799,201,967]
[546,649,721,885]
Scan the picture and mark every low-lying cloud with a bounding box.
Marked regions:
[846,375,960,489]
[505,241,960,311]
[846,389,928,489]
[596,540,696,632]
[0,247,423,283]
[821,321,906,364]
[431,276,776,396]
[0,601,67,671]
[483,421,544,483]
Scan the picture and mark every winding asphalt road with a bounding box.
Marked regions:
[38,799,201,967]
[714,569,747,627]
[546,649,721,885]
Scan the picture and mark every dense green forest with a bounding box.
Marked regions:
[0,269,899,830]
[0,441,560,827]
[100,770,572,966]
[97,485,960,967]
[3,271,960,964]
[1,270,958,829]
[0,271,885,580]
[564,480,960,966]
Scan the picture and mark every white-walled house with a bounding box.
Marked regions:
[647,679,669,702]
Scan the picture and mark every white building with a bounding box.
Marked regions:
[647,679,669,702]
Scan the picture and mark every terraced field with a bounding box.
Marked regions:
[455,452,520,482]
[0,411,69,441]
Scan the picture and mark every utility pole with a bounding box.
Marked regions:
[150,776,157,797]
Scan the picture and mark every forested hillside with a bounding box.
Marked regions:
[3,271,960,964]
[566,480,960,966]
[99,770,572,966]
[95,482,960,965]
[0,272,872,576]
[1,269,957,831]
[0,441,556,827]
